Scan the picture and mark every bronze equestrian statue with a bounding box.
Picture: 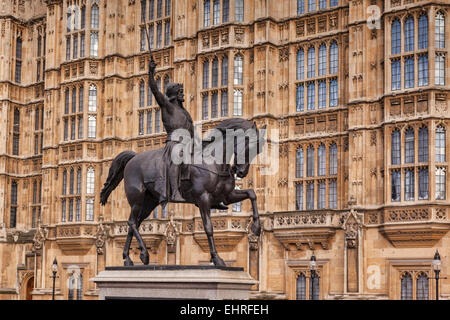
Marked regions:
[100,58,266,267]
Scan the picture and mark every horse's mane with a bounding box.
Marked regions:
[201,118,256,148]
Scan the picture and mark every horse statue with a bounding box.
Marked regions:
[100,118,267,267]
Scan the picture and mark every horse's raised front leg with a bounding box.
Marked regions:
[224,189,261,236]
[198,192,226,267]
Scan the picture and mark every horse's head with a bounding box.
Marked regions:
[233,122,267,178]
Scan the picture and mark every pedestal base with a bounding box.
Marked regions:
[91,265,258,300]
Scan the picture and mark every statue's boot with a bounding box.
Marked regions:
[171,190,186,202]
[211,202,229,210]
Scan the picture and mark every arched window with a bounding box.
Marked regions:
[10,181,18,228]
[233,89,242,116]
[318,80,326,109]
[140,27,146,51]
[62,199,67,222]
[202,94,209,120]
[307,47,315,78]
[211,92,218,118]
[234,55,243,85]
[72,88,77,113]
[401,273,413,300]
[296,84,304,112]
[296,49,305,80]
[79,86,84,112]
[330,0,338,7]
[392,60,401,90]
[416,273,429,300]
[222,55,228,85]
[329,42,338,74]
[319,0,326,10]
[90,31,98,56]
[296,183,303,210]
[139,112,145,135]
[204,0,210,27]
[157,0,162,18]
[223,0,230,22]
[165,0,171,16]
[221,91,228,117]
[418,14,428,50]
[418,55,428,86]
[329,79,338,107]
[307,82,315,110]
[76,198,81,222]
[435,54,445,86]
[310,274,319,300]
[15,37,22,83]
[212,58,219,87]
[213,0,220,25]
[436,167,446,200]
[418,127,428,162]
[296,147,304,178]
[329,180,337,209]
[405,169,414,201]
[91,4,99,29]
[86,168,95,194]
[232,187,242,212]
[404,17,415,52]
[88,85,97,112]
[297,0,305,15]
[308,0,316,12]
[306,182,314,210]
[88,116,96,138]
[391,130,401,164]
[318,181,325,209]
[139,81,145,108]
[317,145,326,176]
[307,145,314,177]
[235,0,244,22]
[203,60,209,89]
[404,57,414,89]
[318,44,326,76]
[329,143,337,175]
[418,168,429,200]
[77,273,83,300]
[405,127,415,163]
[13,108,20,155]
[296,273,306,300]
[391,170,401,202]
[33,181,38,204]
[62,170,67,195]
[77,168,82,194]
[436,126,446,163]
[435,12,445,49]
[65,88,70,114]
[86,198,94,221]
[70,168,74,194]
[391,19,401,55]
[149,0,154,19]
[68,273,75,300]
[141,0,146,23]
[147,82,153,106]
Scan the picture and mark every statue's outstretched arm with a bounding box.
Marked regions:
[148,59,171,111]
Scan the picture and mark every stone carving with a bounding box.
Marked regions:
[234,27,244,43]
[248,234,259,250]
[275,212,327,227]
[435,208,447,220]
[342,210,363,248]
[387,209,430,222]
[95,217,110,255]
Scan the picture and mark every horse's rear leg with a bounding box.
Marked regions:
[123,229,134,266]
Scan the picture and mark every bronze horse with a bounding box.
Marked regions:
[100,118,266,266]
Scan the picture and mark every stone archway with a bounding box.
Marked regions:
[25,277,34,300]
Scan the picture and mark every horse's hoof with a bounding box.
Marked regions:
[140,251,150,265]
[211,255,226,267]
[124,258,134,266]
[251,221,261,236]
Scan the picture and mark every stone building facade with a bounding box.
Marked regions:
[0,0,449,300]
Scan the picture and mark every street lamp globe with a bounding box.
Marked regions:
[51,258,58,273]
[309,253,317,271]
[432,250,441,272]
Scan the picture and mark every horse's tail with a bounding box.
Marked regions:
[100,151,137,205]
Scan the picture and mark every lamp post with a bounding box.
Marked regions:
[309,253,318,300]
[432,250,447,301]
[51,258,58,300]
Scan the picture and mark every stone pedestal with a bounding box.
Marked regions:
[91,265,258,300]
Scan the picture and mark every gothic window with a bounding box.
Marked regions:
[68,274,75,300]
[391,130,401,165]
[139,81,145,107]
[139,112,144,135]
[64,119,69,141]
[391,60,401,90]
[222,55,228,85]
[73,34,78,59]
[418,14,428,50]
[62,199,66,222]
[330,0,338,7]
[329,79,338,107]
[404,127,415,163]
[70,168,74,194]
[68,199,74,221]
[405,169,414,201]
[141,0,146,23]
[296,183,303,210]
[329,143,337,175]
[233,89,243,116]
[211,92,218,118]
[154,206,160,218]
[418,127,428,162]
[307,145,315,177]
[81,6,86,29]
[86,168,95,194]
[65,88,70,114]
[391,170,401,202]
[416,273,429,300]
[202,94,209,120]
[317,181,326,209]
[62,170,67,195]
[391,19,401,55]
[307,82,315,110]
[157,0,162,18]
[319,0,326,10]
[329,180,337,209]
[212,58,219,87]
[436,168,446,200]
[435,12,445,49]
[307,47,315,78]
[435,54,445,86]
[80,34,85,57]
[404,57,414,89]
[140,27,146,51]
[90,32,98,57]
[418,168,429,200]
[310,275,319,300]
[297,49,305,80]
[76,198,81,221]
[329,42,338,74]
[72,88,77,113]
[77,168,82,194]
[223,0,229,22]
[203,60,209,89]
[405,16,415,52]
[401,273,413,300]
[13,109,20,155]
[148,24,154,49]
[78,116,83,139]
[234,55,243,85]
[306,182,314,210]
[296,84,304,112]
[146,111,152,134]
[235,0,244,22]
[318,80,326,109]
[88,116,96,138]
[77,273,83,300]
[308,0,316,12]
[10,181,18,228]
[221,91,229,117]
[317,145,326,176]
[297,0,305,15]
[296,273,306,300]
[418,55,428,86]
[232,187,242,212]
[436,126,446,163]
[147,82,153,106]
[164,21,170,46]
[204,0,211,27]
[149,0,154,19]
[296,147,304,178]
[155,109,161,133]
[88,85,97,112]
[213,0,220,25]
[86,198,94,221]
[66,37,71,60]
[91,4,99,29]
[318,44,326,76]
[15,37,22,83]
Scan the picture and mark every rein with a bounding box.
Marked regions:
[189,164,233,178]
